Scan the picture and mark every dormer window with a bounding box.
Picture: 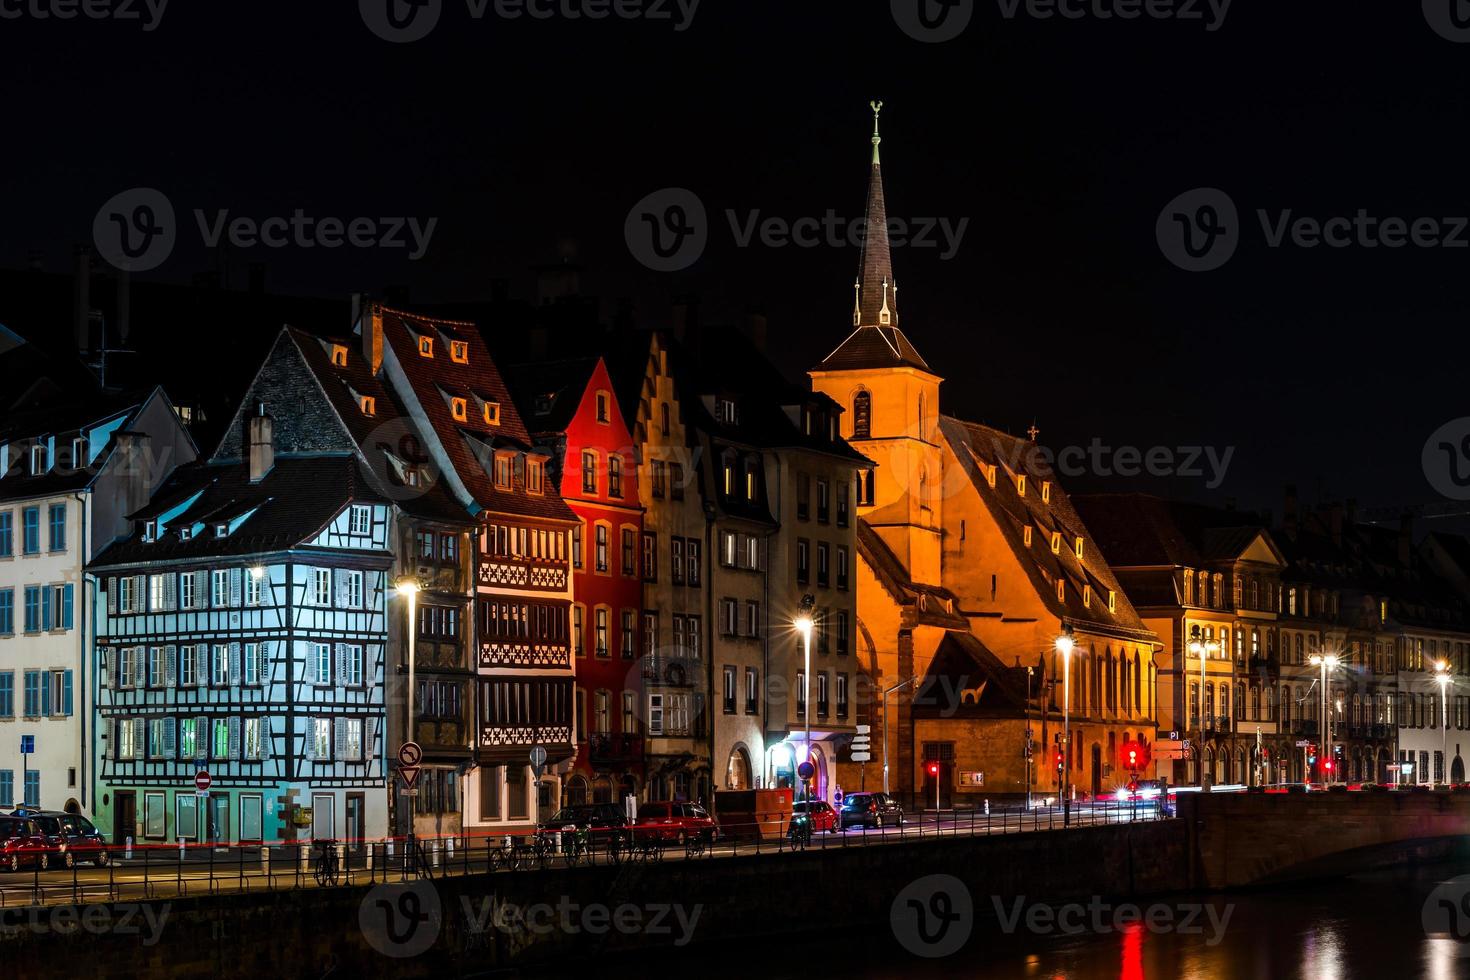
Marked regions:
[596,392,611,423]
[527,459,546,494]
[215,524,229,539]
[360,396,377,417]
[718,398,738,425]
[405,466,420,488]
[1051,531,1061,554]
[484,402,501,426]
[1017,475,1027,497]
[985,464,997,489]
[1108,590,1117,613]
[30,445,45,475]
[493,452,514,490]
[418,335,434,358]
[1075,537,1085,560]
[1023,525,1033,547]
[143,521,157,543]
[1041,481,1051,504]
[330,345,348,368]
[1083,585,1092,608]
[179,526,194,541]
[1057,579,1066,602]
[450,340,468,363]
[71,437,86,468]
[451,397,468,422]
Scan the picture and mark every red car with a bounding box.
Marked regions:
[635,802,718,843]
[793,800,839,833]
[0,815,51,871]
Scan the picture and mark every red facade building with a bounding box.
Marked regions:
[510,358,645,805]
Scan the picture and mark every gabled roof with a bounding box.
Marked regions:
[857,520,969,630]
[503,357,601,437]
[940,417,1153,639]
[1071,493,1282,570]
[913,632,1031,719]
[0,387,171,502]
[92,455,389,567]
[372,306,575,524]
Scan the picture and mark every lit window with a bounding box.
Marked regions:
[1051,532,1061,554]
[418,335,433,357]
[1075,537,1084,560]
[596,392,610,423]
[1083,585,1092,608]
[451,397,467,422]
[493,454,513,489]
[1042,481,1051,503]
[1023,525,1033,547]
[1017,475,1026,497]
[360,396,376,417]
[1108,590,1117,613]
[450,340,468,363]
[1057,580,1066,602]
[527,460,545,494]
[330,345,347,367]
[483,402,501,425]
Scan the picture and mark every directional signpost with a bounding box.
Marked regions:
[398,741,422,794]
[850,725,872,790]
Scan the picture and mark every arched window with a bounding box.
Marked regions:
[852,391,872,439]
[565,775,589,806]
[917,392,926,440]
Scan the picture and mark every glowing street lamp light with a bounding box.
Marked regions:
[1435,660,1451,789]
[396,579,421,778]
[794,594,816,803]
[1308,653,1340,785]
[1056,627,1074,826]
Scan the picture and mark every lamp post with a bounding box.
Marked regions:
[1435,660,1451,788]
[1187,625,1219,788]
[881,675,917,797]
[1308,653,1339,785]
[1056,627,1074,827]
[396,579,420,836]
[794,594,816,802]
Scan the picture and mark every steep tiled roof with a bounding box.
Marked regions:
[503,358,600,438]
[1071,494,1277,570]
[856,520,969,630]
[913,632,1030,718]
[93,455,388,567]
[374,306,575,524]
[815,325,931,374]
[941,417,1153,639]
[0,388,159,502]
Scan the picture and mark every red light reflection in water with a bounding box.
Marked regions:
[1120,921,1145,980]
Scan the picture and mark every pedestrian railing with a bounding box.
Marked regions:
[0,798,1172,909]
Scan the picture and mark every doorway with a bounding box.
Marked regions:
[1090,744,1102,797]
[312,793,335,841]
[346,793,365,853]
[114,792,136,845]
[207,794,230,846]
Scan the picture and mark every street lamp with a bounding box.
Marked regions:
[882,675,917,797]
[1308,653,1340,785]
[1056,627,1074,827]
[1435,660,1451,789]
[1187,625,1219,788]
[794,594,816,803]
[396,579,421,835]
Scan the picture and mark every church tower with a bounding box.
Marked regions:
[809,102,944,584]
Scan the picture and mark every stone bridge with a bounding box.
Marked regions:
[1179,789,1470,889]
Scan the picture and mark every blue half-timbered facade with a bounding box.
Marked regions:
[90,443,395,846]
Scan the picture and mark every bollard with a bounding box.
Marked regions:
[432,840,441,870]
[555,830,564,853]
[984,799,990,816]
[336,842,347,878]
[298,842,309,872]
[178,838,186,862]
[125,836,133,861]
[386,839,395,860]
[365,843,374,872]
[260,846,269,875]
[447,837,455,859]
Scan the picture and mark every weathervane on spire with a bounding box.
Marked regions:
[870,100,884,164]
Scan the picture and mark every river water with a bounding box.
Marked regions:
[609,861,1470,979]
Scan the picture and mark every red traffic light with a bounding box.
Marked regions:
[926,762,940,777]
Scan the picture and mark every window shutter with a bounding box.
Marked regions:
[163,717,177,759]
[133,647,145,688]
[196,716,209,759]
[108,650,119,690]
[105,718,116,761]
[164,574,177,611]
[334,570,350,609]
[255,642,268,686]
[229,568,242,607]
[228,717,241,760]
[131,718,145,759]
[334,717,346,761]
[304,643,317,685]
[40,675,50,717]
[335,643,348,691]
[363,717,376,763]
[134,576,147,612]
[193,571,207,608]
[62,670,73,716]
[41,587,51,632]
[366,572,380,612]
[106,579,117,616]
[305,720,316,761]
[165,646,177,688]
[229,643,242,686]
[62,585,73,630]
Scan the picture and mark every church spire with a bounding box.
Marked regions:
[855,100,897,329]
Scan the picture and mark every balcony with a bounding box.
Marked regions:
[477,555,568,592]
[589,733,643,767]
[479,639,570,670]
[643,656,698,688]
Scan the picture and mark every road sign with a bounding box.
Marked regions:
[850,752,873,763]
[398,741,423,768]
[20,735,33,754]
[1168,730,1179,741]
[529,745,547,767]
[1295,740,1311,748]
[855,724,871,735]
[195,770,212,792]
[1154,740,1183,752]
[398,766,421,792]
[797,761,815,780]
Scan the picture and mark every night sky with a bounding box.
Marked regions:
[3,1,1466,527]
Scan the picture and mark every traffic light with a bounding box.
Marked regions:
[1127,748,1139,769]
[926,761,941,778]
[1055,749,1065,771]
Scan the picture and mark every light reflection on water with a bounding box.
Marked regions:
[627,862,1470,980]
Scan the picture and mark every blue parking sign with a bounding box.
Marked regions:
[20,735,33,754]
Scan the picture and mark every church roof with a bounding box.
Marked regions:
[815,325,932,374]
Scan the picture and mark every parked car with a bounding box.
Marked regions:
[29,812,111,868]
[635,802,718,843]
[540,803,629,842]
[0,815,51,871]
[839,792,904,829]
[792,800,839,833]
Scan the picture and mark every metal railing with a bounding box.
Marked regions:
[0,800,1174,909]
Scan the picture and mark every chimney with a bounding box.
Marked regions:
[1283,484,1298,533]
[362,303,383,375]
[1329,501,1343,547]
[746,311,768,353]
[247,403,275,484]
[1400,513,1414,568]
[73,245,92,354]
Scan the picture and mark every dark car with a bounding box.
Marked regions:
[542,803,629,834]
[30,812,110,868]
[840,792,904,829]
[0,816,51,871]
[635,802,718,843]
[793,800,839,833]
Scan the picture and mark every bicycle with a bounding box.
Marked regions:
[684,830,711,860]
[564,828,592,868]
[313,839,341,887]
[786,815,813,851]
